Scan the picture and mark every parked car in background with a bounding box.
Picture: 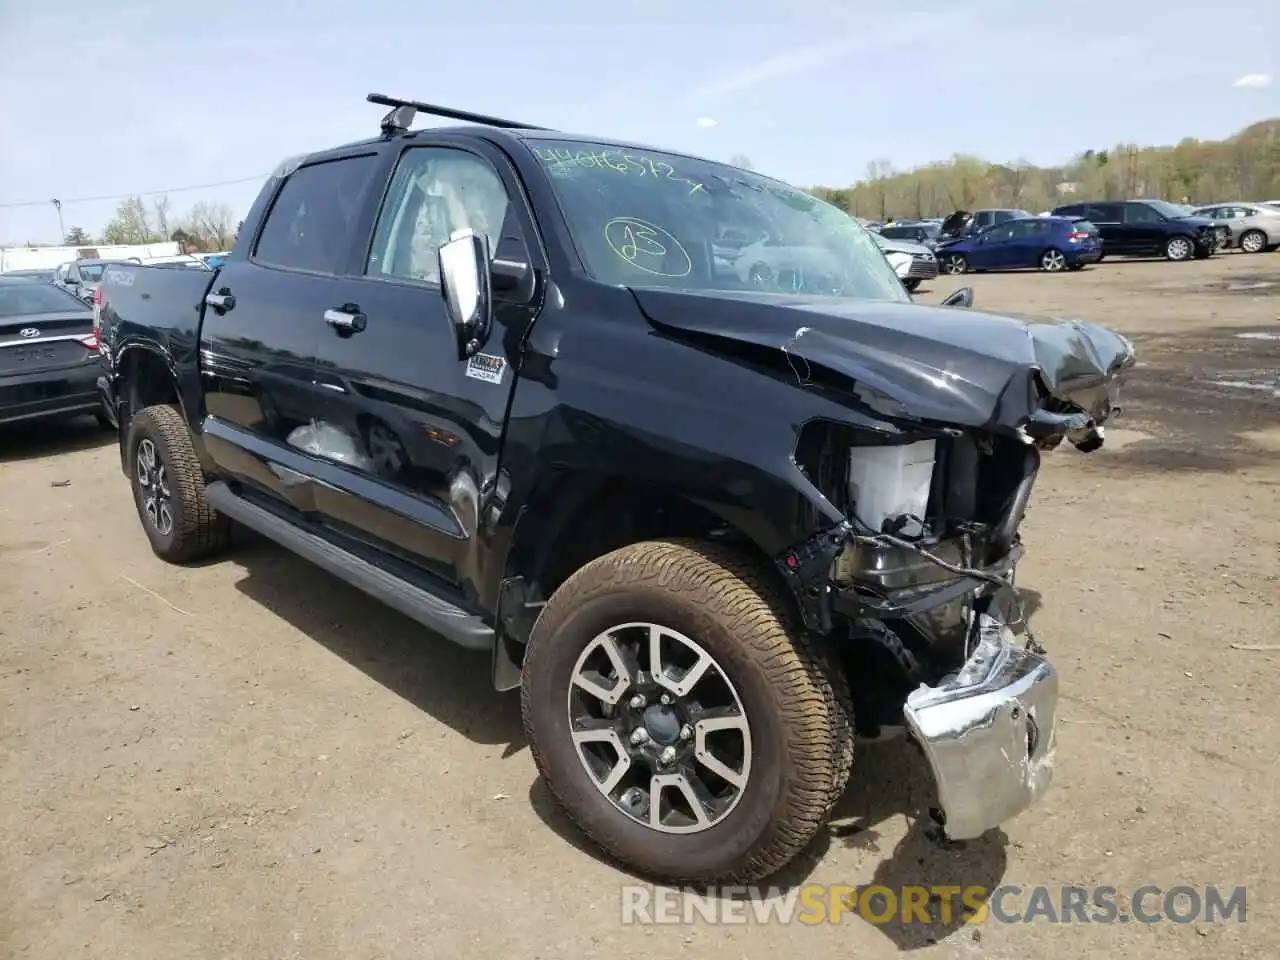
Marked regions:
[880,221,942,250]
[1188,203,1280,253]
[936,216,1102,274]
[54,258,140,302]
[938,208,1033,240]
[1050,200,1225,261]
[872,231,939,290]
[0,276,109,428]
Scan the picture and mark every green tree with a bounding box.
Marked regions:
[100,197,157,244]
[63,226,92,245]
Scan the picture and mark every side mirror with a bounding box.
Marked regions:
[941,287,974,308]
[64,277,79,287]
[438,229,493,361]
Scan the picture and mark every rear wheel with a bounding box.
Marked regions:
[128,404,231,563]
[1039,248,1067,272]
[521,539,854,884]
[943,254,968,275]
[1164,236,1193,261]
[1239,229,1267,254]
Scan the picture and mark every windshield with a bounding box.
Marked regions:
[528,140,908,302]
[0,282,90,317]
[1145,200,1195,219]
[882,224,938,240]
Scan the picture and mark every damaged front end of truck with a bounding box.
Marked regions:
[639,289,1136,841]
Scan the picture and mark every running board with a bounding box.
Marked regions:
[205,481,494,652]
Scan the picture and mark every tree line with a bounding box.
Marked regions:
[63,196,242,252]
[802,118,1280,221]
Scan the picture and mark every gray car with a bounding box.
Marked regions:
[873,231,939,292]
[53,258,139,302]
[1189,203,1280,253]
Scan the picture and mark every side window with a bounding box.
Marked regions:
[974,212,994,230]
[1056,204,1082,217]
[366,147,515,285]
[985,224,1016,242]
[1008,220,1036,238]
[254,155,379,274]
[1086,203,1119,222]
[992,210,1015,225]
[1125,203,1161,224]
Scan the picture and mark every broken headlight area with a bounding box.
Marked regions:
[786,420,1050,684]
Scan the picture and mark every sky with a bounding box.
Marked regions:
[0,0,1276,245]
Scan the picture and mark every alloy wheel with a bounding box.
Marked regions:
[1041,249,1066,272]
[1167,237,1192,260]
[135,438,174,537]
[1240,231,1266,254]
[567,622,752,834]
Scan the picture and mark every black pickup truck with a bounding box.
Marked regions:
[97,93,1135,885]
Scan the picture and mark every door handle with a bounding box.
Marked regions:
[324,306,367,334]
[205,290,235,312]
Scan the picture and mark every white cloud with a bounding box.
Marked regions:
[695,117,719,128]
[1233,72,1271,88]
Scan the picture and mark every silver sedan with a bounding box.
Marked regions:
[1189,203,1280,253]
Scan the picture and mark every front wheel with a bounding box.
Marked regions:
[128,404,231,563]
[943,254,968,275]
[1165,236,1194,261]
[1239,229,1267,254]
[1040,248,1067,272]
[521,539,854,884]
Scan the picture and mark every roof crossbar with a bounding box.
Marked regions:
[367,93,549,136]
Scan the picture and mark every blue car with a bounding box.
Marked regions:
[937,216,1103,275]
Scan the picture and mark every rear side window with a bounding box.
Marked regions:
[254,155,379,274]
[1086,203,1122,222]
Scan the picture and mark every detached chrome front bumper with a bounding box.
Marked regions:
[903,613,1058,840]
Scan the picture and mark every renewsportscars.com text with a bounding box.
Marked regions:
[620,884,1248,926]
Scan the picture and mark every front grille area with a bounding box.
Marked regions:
[908,254,940,279]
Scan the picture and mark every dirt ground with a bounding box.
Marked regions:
[2,253,1277,959]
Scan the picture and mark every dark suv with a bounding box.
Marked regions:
[1050,200,1225,261]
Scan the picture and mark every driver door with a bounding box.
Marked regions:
[971,224,1015,269]
[308,138,545,597]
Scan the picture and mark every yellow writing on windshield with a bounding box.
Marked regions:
[534,147,705,195]
[604,217,692,277]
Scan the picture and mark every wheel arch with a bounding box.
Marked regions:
[114,344,188,473]
[490,467,802,690]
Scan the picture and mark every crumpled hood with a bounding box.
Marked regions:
[629,288,1136,431]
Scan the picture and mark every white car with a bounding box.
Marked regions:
[872,232,939,292]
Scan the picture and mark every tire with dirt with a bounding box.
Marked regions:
[127,404,231,563]
[521,538,854,884]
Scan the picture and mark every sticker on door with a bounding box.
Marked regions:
[465,353,507,385]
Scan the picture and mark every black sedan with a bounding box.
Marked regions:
[0,277,111,428]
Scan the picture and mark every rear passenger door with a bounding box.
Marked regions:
[1122,202,1164,255]
[1086,203,1125,252]
[199,152,382,515]
[308,138,546,600]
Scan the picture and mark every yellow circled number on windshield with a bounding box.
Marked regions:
[604,217,692,278]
